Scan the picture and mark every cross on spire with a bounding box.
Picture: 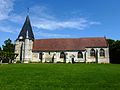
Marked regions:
[27,8,29,15]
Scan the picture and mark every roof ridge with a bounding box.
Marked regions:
[34,37,105,40]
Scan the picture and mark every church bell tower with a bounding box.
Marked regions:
[14,15,34,63]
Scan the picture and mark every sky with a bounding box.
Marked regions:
[0,0,120,46]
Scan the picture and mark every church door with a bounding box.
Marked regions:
[95,50,98,63]
[72,58,74,63]
[52,54,55,63]
[39,52,43,62]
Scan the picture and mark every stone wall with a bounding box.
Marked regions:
[32,48,109,63]
[14,39,33,63]
[85,48,109,63]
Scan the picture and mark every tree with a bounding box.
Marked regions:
[107,39,120,63]
[0,38,17,64]
[2,38,14,52]
[0,51,18,64]
[0,47,1,51]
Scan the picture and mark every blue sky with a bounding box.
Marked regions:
[0,0,120,46]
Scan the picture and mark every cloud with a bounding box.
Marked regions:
[35,32,71,38]
[0,3,100,34]
[32,17,100,31]
[30,5,54,19]
[0,25,15,33]
[0,0,19,33]
[0,0,14,20]
[8,14,24,23]
[30,6,100,31]
[89,21,101,25]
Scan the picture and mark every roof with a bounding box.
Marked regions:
[17,16,34,40]
[32,37,108,51]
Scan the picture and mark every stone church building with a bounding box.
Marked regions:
[14,16,109,63]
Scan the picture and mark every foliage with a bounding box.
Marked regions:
[16,61,21,63]
[0,64,120,90]
[0,51,18,63]
[0,47,1,51]
[2,38,14,53]
[0,38,17,63]
[107,39,120,63]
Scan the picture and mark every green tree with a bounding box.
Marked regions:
[107,39,120,63]
[0,51,18,64]
[2,38,14,52]
[0,38,17,64]
[0,47,1,51]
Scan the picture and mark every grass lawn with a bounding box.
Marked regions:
[0,63,120,90]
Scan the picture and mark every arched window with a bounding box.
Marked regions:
[90,48,95,57]
[100,48,105,57]
[77,51,83,58]
[60,52,65,58]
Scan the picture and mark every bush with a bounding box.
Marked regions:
[0,51,18,63]
[16,61,21,63]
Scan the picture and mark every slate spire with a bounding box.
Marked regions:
[17,15,34,40]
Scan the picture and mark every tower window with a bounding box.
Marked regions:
[19,36,23,40]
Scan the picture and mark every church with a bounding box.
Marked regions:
[14,15,109,63]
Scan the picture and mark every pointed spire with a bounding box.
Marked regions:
[17,15,34,40]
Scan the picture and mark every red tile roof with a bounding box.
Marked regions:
[32,37,108,51]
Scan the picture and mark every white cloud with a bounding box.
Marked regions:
[32,17,100,31]
[0,4,100,34]
[0,0,14,20]
[8,14,24,23]
[89,21,101,25]
[0,26,15,33]
[30,5,54,19]
[30,5,100,31]
[0,0,24,33]
[36,32,71,38]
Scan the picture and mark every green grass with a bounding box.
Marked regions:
[0,63,120,90]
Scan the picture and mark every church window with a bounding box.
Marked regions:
[39,52,42,60]
[100,48,105,57]
[60,52,65,58]
[90,48,95,57]
[77,51,83,58]
[48,52,50,55]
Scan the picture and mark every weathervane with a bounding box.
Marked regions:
[27,8,29,15]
